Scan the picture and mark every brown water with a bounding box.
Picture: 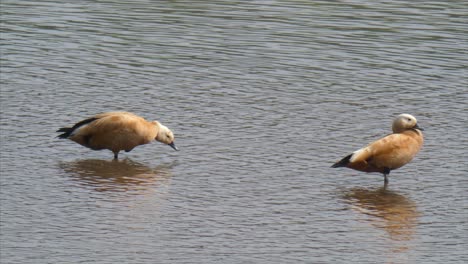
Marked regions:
[1,1,467,263]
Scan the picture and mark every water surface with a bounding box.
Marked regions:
[1,1,467,263]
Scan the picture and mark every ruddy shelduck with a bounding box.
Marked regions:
[332,114,424,184]
[57,111,178,159]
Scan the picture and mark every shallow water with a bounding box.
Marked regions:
[1,1,467,263]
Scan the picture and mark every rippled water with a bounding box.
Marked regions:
[1,1,467,263]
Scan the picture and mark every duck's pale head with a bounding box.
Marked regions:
[154,122,178,151]
[392,114,423,133]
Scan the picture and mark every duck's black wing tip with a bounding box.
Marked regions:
[331,153,352,168]
[56,117,98,139]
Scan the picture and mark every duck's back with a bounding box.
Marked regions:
[366,130,423,170]
[69,112,157,152]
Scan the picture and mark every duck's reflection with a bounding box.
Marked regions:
[343,186,419,244]
[60,158,176,193]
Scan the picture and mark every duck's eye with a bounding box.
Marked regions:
[407,118,411,121]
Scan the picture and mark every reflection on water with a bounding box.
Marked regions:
[343,187,419,252]
[60,159,175,193]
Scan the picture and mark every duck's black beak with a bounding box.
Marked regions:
[169,142,179,151]
[414,124,424,131]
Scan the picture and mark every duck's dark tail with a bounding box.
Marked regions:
[331,153,352,168]
[56,117,98,139]
[56,127,73,138]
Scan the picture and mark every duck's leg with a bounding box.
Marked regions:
[383,167,390,185]
[113,151,119,160]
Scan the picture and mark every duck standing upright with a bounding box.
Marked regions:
[57,111,178,159]
[332,114,423,185]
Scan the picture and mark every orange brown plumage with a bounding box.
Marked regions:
[57,111,178,159]
[332,114,423,184]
